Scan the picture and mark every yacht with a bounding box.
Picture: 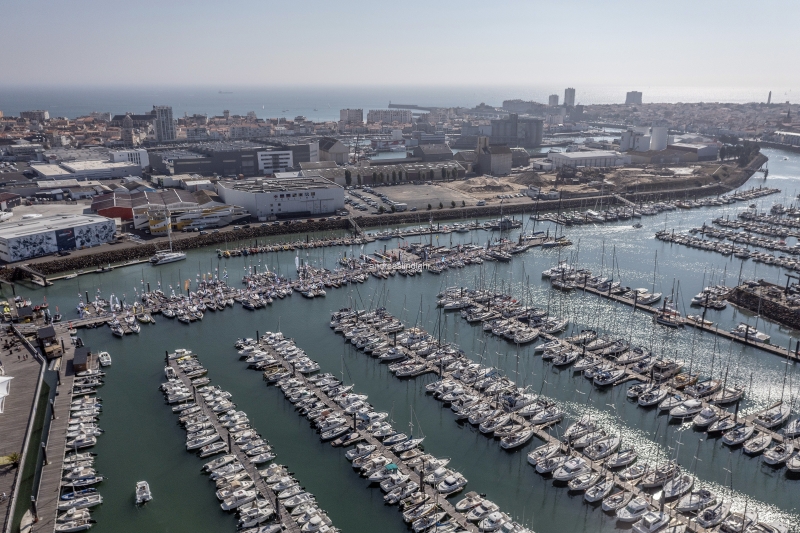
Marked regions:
[135,481,152,504]
[695,500,731,529]
[97,352,111,367]
[730,323,770,343]
[150,210,187,265]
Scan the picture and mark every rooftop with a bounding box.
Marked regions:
[549,150,621,159]
[218,176,340,193]
[0,214,112,239]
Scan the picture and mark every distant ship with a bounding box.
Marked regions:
[219,90,233,94]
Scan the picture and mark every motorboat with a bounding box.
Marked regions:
[221,489,257,511]
[455,491,483,513]
[730,323,770,343]
[466,501,500,522]
[479,511,510,532]
[132,481,152,505]
[436,473,468,495]
[97,352,111,367]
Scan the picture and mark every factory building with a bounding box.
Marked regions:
[216,177,344,221]
[32,160,142,180]
[0,214,115,262]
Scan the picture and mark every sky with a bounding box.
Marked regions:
[1,0,798,88]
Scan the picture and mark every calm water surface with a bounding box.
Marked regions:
[14,148,800,532]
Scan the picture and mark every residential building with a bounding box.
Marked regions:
[0,214,115,262]
[490,114,543,148]
[366,109,413,124]
[153,105,177,142]
[339,109,363,124]
[20,110,50,122]
[548,95,559,106]
[564,88,576,107]
[216,176,344,220]
[625,91,643,105]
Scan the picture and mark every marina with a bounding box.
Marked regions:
[3,147,800,533]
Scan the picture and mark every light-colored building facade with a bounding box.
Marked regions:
[153,105,177,142]
[366,109,413,124]
[216,177,344,221]
[339,109,363,124]
[0,214,115,262]
[257,150,294,174]
[109,149,149,168]
[549,150,627,169]
[20,110,49,122]
[548,94,559,106]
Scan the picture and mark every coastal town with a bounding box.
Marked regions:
[3,1,800,533]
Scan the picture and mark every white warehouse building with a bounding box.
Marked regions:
[0,214,116,262]
[548,150,629,169]
[216,176,344,221]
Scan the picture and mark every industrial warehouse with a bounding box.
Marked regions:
[0,214,116,262]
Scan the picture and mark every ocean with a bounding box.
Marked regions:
[0,85,791,121]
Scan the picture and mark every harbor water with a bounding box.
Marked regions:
[15,147,800,532]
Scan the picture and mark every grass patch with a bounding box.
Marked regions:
[10,381,50,533]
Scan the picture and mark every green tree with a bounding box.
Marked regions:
[427,203,432,210]
[439,202,443,209]
[429,169,435,180]
[441,167,447,180]
[378,205,384,213]
[392,170,397,183]
[344,169,352,185]
[379,172,384,183]
[450,200,456,208]
[462,200,466,207]
[390,204,396,212]
[357,174,362,186]
[372,171,377,183]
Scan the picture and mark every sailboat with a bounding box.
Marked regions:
[150,209,187,265]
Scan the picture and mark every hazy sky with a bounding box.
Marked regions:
[2,0,798,88]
